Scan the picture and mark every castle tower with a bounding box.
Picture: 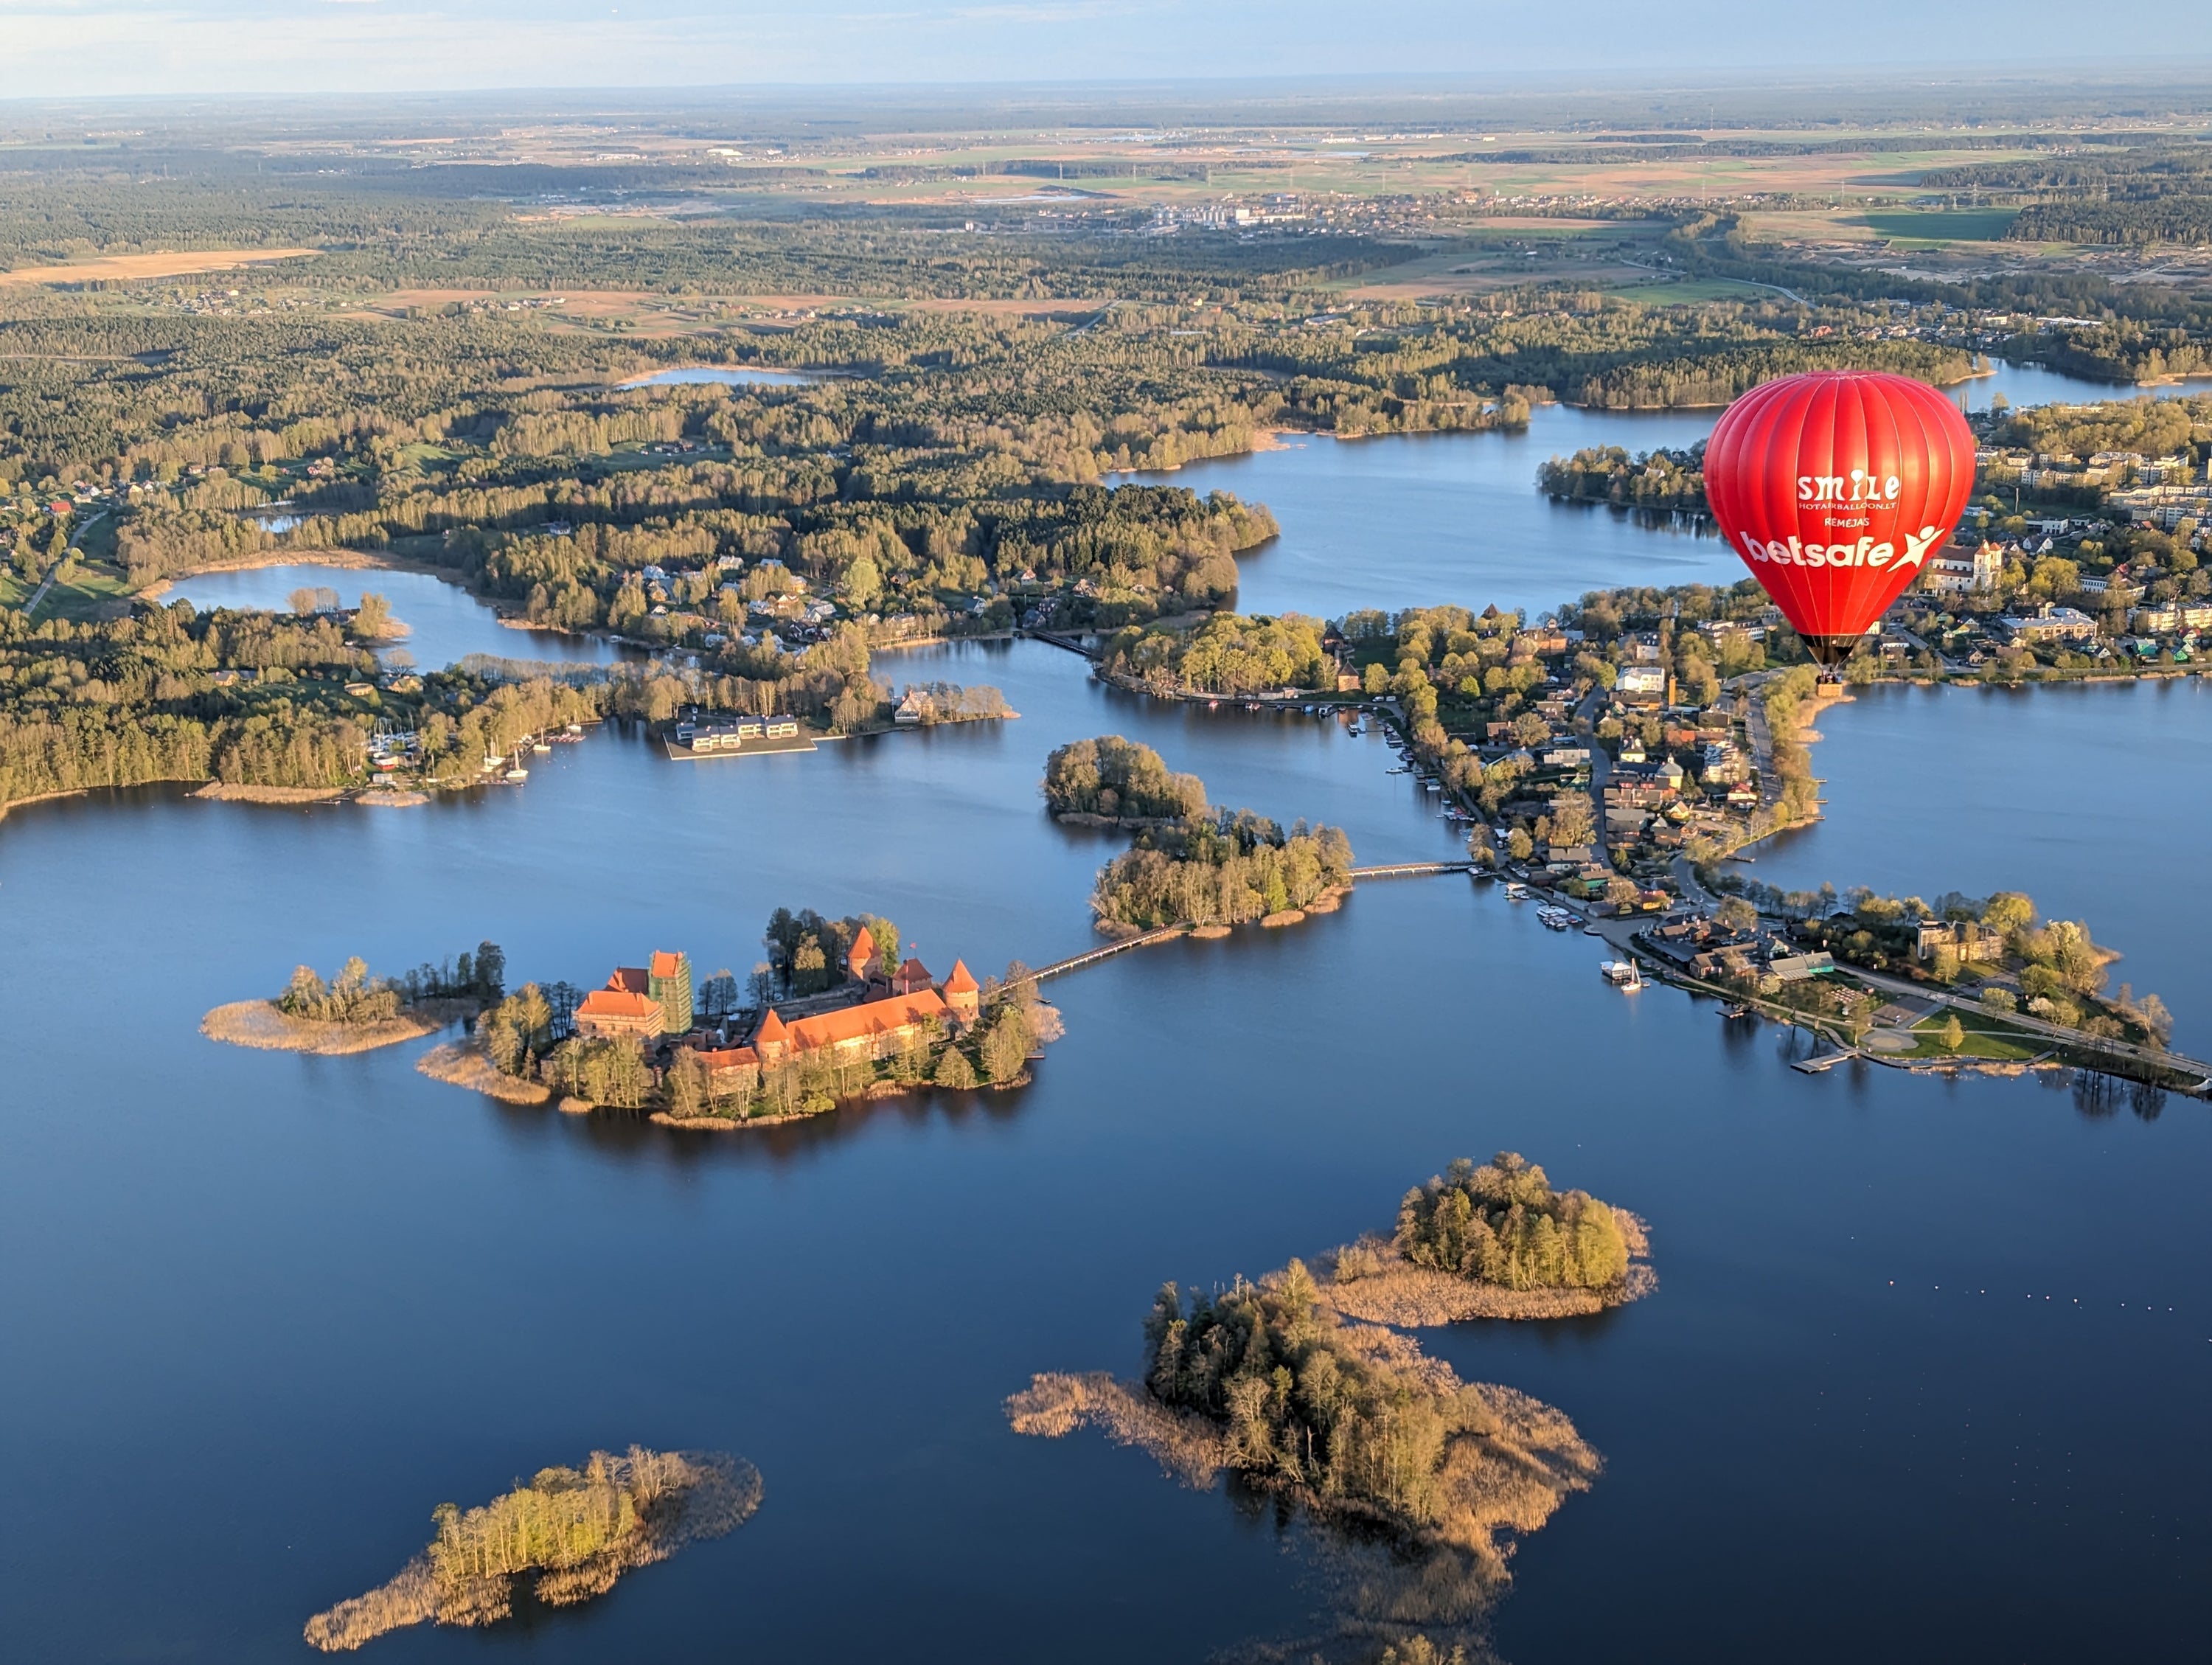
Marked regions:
[754,1007,790,1064]
[847,925,877,984]
[648,950,692,1035]
[942,959,981,1026]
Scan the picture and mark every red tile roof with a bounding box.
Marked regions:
[942,959,979,995]
[610,967,650,994]
[650,950,686,979]
[782,990,949,1052]
[578,988,660,1021]
[690,1046,759,1071]
[848,925,877,970]
[890,956,933,993]
[754,1008,788,1045]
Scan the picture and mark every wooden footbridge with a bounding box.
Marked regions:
[1019,862,1481,986]
[1348,860,1482,880]
[1023,924,1186,984]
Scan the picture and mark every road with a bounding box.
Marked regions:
[1738,677,1784,819]
[17,508,105,620]
[1573,681,1612,855]
[1843,961,2211,1088]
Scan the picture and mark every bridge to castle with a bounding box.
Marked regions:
[1019,865,1480,984]
[1348,860,1481,879]
[1023,924,1184,984]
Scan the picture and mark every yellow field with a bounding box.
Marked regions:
[0,248,319,285]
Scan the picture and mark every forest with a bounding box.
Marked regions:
[1538,444,1707,513]
[1918,142,2212,247]
[1986,394,2211,465]
[0,597,608,811]
[1041,733,1207,821]
[1101,611,1332,698]
[1388,1155,1630,1293]
[4,161,2205,821]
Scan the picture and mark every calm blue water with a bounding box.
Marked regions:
[1154,358,2207,622]
[1,637,2204,1665]
[1946,361,2212,413]
[162,564,627,671]
[619,366,821,388]
[4,357,2207,1664]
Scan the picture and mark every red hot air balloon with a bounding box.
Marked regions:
[1704,369,1976,668]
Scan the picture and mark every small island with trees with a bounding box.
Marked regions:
[1045,737,1354,935]
[1042,733,1207,824]
[202,943,506,1055]
[1009,1254,1600,1656]
[1325,1153,1655,1325]
[303,1447,761,1652]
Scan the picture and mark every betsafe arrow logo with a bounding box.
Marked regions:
[1737,524,1944,571]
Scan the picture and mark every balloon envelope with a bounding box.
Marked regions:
[1704,370,1976,664]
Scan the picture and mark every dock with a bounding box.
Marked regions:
[661,734,818,762]
[1790,1051,1860,1074]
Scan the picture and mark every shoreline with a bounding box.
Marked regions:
[201,1000,444,1055]
[416,1040,553,1105]
[138,546,455,603]
[1320,1218,1657,1326]
[192,781,349,805]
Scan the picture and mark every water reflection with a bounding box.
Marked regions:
[162,562,630,670]
[618,366,823,388]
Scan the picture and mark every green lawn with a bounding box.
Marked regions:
[1905,1007,2045,1062]
[4,557,135,620]
[1857,209,2019,244]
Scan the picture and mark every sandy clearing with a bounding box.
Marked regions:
[0,248,319,286]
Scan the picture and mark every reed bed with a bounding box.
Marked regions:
[305,1448,760,1652]
[201,1001,438,1056]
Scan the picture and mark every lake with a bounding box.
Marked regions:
[1,633,2205,1665]
[161,563,631,672]
[8,356,2209,1664]
[1150,358,2211,622]
[619,366,824,388]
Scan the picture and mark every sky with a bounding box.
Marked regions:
[1,1,2207,98]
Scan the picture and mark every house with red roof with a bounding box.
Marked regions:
[575,984,665,1039]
